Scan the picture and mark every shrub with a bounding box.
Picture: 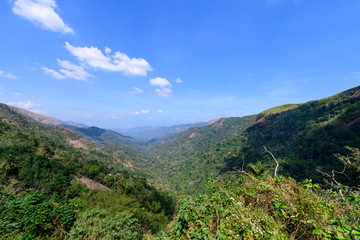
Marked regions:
[67,208,142,240]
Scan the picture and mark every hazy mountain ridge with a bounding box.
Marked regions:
[7,105,149,165]
[115,122,210,142]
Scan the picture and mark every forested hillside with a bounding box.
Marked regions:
[10,106,150,167]
[147,116,255,194]
[204,85,360,184]
[0,103,175,239]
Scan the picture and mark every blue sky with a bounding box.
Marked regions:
[0,0,360,129]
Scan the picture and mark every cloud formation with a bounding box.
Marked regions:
[65,42,152,76]
[176,78,183,83]
[131,87,143,94]
[149,77,173,97]
[134,110,149,115]
[12,0,74,34]
[6,101,41,109]
[42,59,92,81]
[0,70,18,79]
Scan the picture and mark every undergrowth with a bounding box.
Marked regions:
[161,172,360,239]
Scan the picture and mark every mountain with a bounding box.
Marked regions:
[115,122,209,143]
[61,120,88,128]
[63,125,149,165]
[147,86,360,194]
[0,103,175,239]
[147,116,256,194]
[8,105,149,166]
[10,106,62,125]
[203,85,360,184]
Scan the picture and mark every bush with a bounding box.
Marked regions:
[0,190,75,239]
[67,208,142,240]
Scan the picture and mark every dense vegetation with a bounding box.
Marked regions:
[208,86,360,185]
[147,116,255,194]
[162,165,360,239]
[0,104,175,239]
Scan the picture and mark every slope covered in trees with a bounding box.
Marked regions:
[147,86,360,194]
[147,116,255,194]
[206,85,360,184]
[10,106,150,166]
[0,103,175,239]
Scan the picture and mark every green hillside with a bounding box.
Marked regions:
[0,103,175,239]
[203,85,360,184]
[147,116,255,194]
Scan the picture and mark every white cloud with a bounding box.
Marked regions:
[352,72,360,79]
[134,110,149,115]
[149,77,173,97]
[65,42,152,76]
[31,109,48,114]
[0,70,18,79]
[345,72,360,81]
[74,112,94,118]
[12,92,22,96]
[12,0,74,34]
[110,113,121,119]
[158,109,163,113]
[131,87,143,94]
[149,77,171,87]
[6,101,41,109]
[155,87,172,97]
[105,47,111,54]
[175,78,183,83]
[42,59,92,81]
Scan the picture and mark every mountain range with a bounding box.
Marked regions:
[1,85,359,238]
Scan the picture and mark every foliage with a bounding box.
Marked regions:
[67,208,142,240]
[335,147,360,178]
[0,188,74,239]
[147,116,255,194]
[0,103,176,239]
[163,174,360,239]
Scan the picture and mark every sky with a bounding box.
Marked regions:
[0,0,360,129]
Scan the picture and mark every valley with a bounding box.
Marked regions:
[0,86,360,239]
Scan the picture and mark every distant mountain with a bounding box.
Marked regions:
[64,125,150,164]
[147,116,256,193]
[10,106,62,125]
[61,120,88,128]
[115,122,210,142]
[8,105,149,165]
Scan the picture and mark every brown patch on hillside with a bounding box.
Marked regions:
[346,116,360,127]
[74,175,111,192]
[212,119,224,127]
[67,138,88,150]
[189,132,198,138]
[351,89,360,99]
[208,119,218,125]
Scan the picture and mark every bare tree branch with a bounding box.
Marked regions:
[263,145,279,177]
